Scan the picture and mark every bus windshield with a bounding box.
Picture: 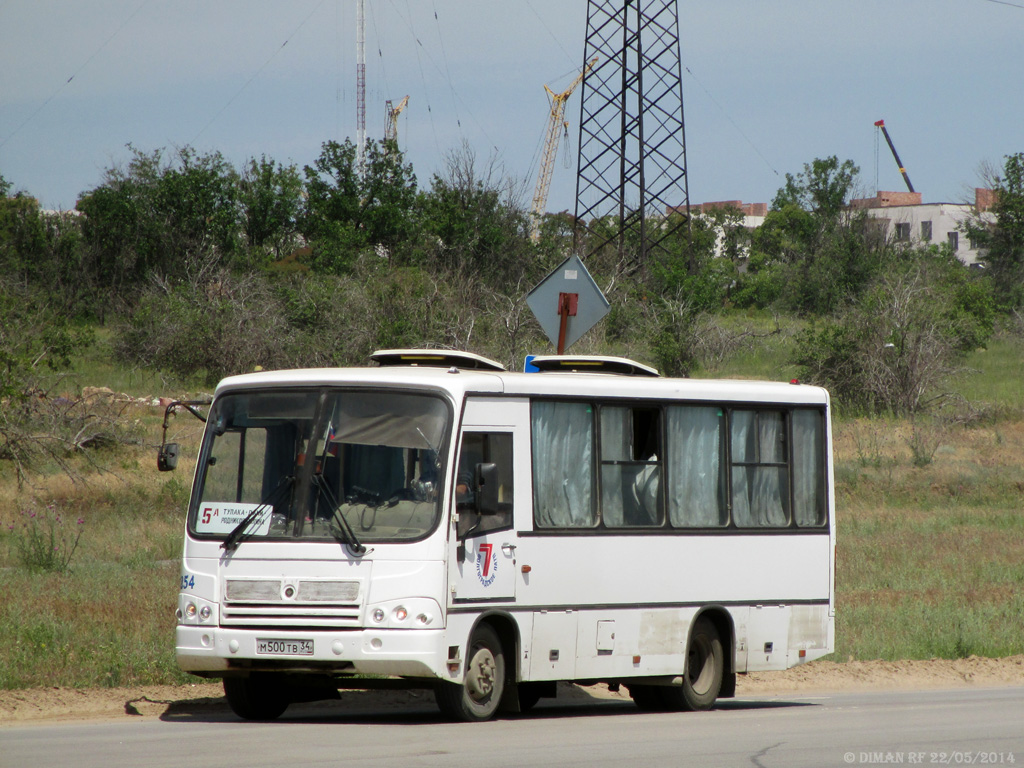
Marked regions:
[190,389,450,544]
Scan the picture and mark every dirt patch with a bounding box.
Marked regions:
[3,656,1024,726]
[738,655,1024,693]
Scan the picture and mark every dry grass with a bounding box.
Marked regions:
[832,414,1024,661]
[0,401,206,689]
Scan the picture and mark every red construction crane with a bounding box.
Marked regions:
[874,119,915,193]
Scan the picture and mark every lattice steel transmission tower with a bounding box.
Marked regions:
[574,0,690,265]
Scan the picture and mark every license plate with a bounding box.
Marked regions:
[256,638,314,656]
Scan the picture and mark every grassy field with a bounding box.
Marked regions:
[0,337,206,688]
[1,327,1023,689]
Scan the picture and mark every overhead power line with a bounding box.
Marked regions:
[192,0,329,145]
[0,0,150,150]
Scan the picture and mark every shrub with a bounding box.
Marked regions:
[116,271,297,384]
[793,258,994,415]
[6,503,84,574]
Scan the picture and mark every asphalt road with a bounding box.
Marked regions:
[5,687,1024,768]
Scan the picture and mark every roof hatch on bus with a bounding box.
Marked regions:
[529,355,660,377]
[370,349,506,372]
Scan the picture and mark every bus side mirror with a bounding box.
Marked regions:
[158,443,180,472]
[474,462,500,515]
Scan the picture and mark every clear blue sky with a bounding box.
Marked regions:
[2,0,1021,213]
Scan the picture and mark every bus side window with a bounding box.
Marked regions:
[792,409,826,527]
[531,401,596,529]
[730,410,789,527]
[456,432,513,538]
[665,406,727,527]
[600,406,663,527]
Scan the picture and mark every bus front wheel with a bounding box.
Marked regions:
[663,616,724,711]
[435,623,505,722]
[223,673,290,721]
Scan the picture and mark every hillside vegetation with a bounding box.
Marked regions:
[1,146,1023,689]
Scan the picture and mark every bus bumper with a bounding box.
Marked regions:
[175,625,447,679]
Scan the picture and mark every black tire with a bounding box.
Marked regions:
[661,616,724,711]
[434,623,505,722]
[516,682,544,713]
[628,683,669,712]
[223,673,290,721]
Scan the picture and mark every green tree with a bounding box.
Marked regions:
[302,138,418,272]
[969,153,1024,308]
[415,145,533,285]
[772,156,859,217]
[238,155,304,264]
[649,209,740,312]
[742,156,889,315]
[0,190,47,282]
[116,271,294,385]
[76,146,241,312]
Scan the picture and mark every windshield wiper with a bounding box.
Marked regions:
[221,476,294,552]
[311,474,367,556]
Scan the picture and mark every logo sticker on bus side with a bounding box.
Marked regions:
[476,542,497,587]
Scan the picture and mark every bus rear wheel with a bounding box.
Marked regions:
[662,616,724,711]
[223,673,290,721]
[434,623,505,722]
[628,683,669,711]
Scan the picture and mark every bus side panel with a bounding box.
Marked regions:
[530,610,579,680]
[513,533,831,680]
[514,534,831,609]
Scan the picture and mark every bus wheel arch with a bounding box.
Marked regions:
[435,614,519,721]
[682,609,729,710]
[658,608,733,712]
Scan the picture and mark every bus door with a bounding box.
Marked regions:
[448,399,526,604]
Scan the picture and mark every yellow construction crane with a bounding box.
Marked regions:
[385,95,409,146]
[530,58,597,241]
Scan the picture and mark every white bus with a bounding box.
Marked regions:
[170,350,835,721]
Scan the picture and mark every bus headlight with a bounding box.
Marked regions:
[179,596,215,625]
[366,598,441,629]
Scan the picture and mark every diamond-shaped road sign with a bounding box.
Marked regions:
[526,254,610,353]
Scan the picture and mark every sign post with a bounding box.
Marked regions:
[526,255,609,354]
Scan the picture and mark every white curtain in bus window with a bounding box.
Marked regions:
[599,407,661,527]
[666,406,726,527]
[599,407,628,527]
[730,410,788,527]
[791,410,825,526]
[531,401,595,528]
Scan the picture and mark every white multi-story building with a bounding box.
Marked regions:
[850,189,996,266]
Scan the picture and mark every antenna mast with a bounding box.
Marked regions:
[356,0,367,171]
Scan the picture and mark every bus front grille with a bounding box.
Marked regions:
[221,578,363,628]
[220,603,362,628]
